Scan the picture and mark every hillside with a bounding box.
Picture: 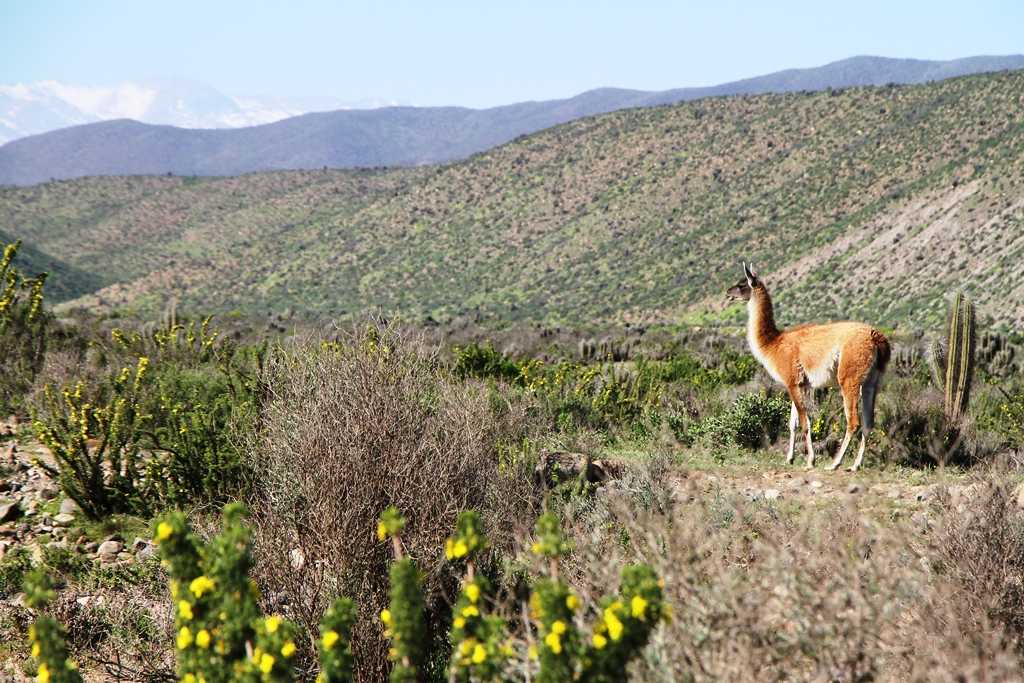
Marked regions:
[1,70,1023,329]
[1,55,1023,186]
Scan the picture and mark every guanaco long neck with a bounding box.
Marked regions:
[747,287,780,353]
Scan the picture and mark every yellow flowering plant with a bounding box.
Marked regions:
[0,239,48,414]
[32,357,150,519]
[579,564,668,681]
[378,508,428,683]
[317,597,357,683]
[23,569,83,683]
[446,512,509,681]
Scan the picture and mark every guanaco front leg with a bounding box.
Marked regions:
[786,401,798,464]
[786,386,814,468]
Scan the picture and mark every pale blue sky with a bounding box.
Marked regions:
[2,0,1021,108]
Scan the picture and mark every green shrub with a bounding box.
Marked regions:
[32,316,263,518]
[0,240,49,414]
[0,544,32,597]
[453,342,523,384]
[689,391,789,449]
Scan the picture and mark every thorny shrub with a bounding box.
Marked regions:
[249,324,542,679]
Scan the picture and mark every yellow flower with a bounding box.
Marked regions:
[531,542,542,555]
[593,633,608,649]
[178,600,193,621]
[604,611,624,641]
[472,643,487,664]
[31,641,40,658]
[453,539,469,558]
[259,653,275,674]
[389,647,398,659]
[631,595,648,618]
[453,617,466,629]
[177,626,193,649]
[182,674,197,683]
[551,620,566,635]
[36,663,50,683]
[281,641,296,658]
[265,615,281,633]
[528,644,538,660]
[445,538,455,560]
[461,605,479,618]
[322,630,339,649]
[195,629,211,649]
[377,521,388,541]
[459,639,473,656]
[544,631,562,654]
[380,609,392,625]
[156,521,173,541]
[189,575,215,598]
[465,583,480,603]
[566,594,580,611]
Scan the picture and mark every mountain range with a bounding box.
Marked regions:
[1,55,1023,186]
[0,78,400,146]
[2,68,1022,330]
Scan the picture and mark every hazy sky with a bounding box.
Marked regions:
[2,0,1021,108]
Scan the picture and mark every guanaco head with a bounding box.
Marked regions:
[726,262,761,301]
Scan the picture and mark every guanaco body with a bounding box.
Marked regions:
[727,263,890,471]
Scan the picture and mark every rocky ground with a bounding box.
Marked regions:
[0,417,157,588]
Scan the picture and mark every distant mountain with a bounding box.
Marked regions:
[0,78,399,145]
[3,69,1023,329]
[1,55,1023,186]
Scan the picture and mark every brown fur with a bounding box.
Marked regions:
[728,264,889,471]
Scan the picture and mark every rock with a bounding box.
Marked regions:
[809,480,823,489]
[764,488,782,501]
[59,498,80,515]
[76,596,93,608]
[0,500,22,523]
[84,541,99,553]
[847,484,861,494]
[36,485,59,501]
[53,513,75,526]
[135,543,157,563]
[97,540,123,560]
[534,451,616,487]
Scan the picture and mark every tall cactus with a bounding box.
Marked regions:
[931,293,976,423]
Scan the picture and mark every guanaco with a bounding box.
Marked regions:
[727,263,890,471]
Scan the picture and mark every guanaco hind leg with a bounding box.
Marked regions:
[828,379,862,471]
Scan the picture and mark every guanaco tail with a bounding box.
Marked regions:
[727,263,891,471]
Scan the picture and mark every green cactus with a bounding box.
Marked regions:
[892,344,921,377]
[934,293,976,424]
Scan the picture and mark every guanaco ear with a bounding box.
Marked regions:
[742,262,755,285]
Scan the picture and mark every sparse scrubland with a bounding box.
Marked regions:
[2,62,1024,683]
[2,235,1024,681]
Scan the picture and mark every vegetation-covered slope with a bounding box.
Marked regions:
[2,70,1023,328]
[2,55,1022,186]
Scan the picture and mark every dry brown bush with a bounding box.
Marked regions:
[561,463,1024,682]
[248,324,542,680]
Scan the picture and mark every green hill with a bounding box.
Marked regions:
[2,70,1023,330]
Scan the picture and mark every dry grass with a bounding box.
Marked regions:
[561,460,1024,682]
